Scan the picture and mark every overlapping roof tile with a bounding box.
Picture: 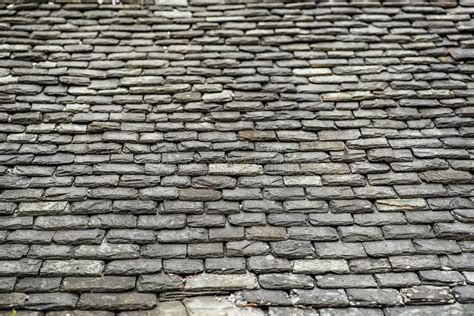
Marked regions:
[0,0,473,314]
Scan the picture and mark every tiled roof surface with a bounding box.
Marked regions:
[0,0,473,314]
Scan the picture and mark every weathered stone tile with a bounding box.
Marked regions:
[1,1,474,313]
[185,273,258,291]
[258,273,314,290]
[400,286,454,305]
[405,211,454,225]
[375,198,428,212]
[315,242,367,259]
[283,200,329,213]
[161,200,204,215]
[105,259,162,275]
[385,304,474,316]
[267,213,306,227]
[0,292,28,309]
[204,257,246,274]
[419,270,464,286]
[15,277,61,293]
[209,163,263,176]
[229,212,266,226]
[183,296,265,316]
[453,286,474,303]
[319,308,383,316]
[307,187,354,200]
[238,289,293,308]
[224,188,262,201]
[137,273,184,293]
[35,215,89,230]
[293,259,349,274]
[433,223,474,240]
[363,240,416,257]
[241,200,283,213]
[246,226,287,241]
[227,240,270,257]
[62,276,136,292]
[7,229,54,244]
[330,199,374,214]
[248,255,291,273]
[347,288,402,307]
[271,240,315,258]
[375,272,421,288]
[78,293,157,310]
[24,293,78,310]
[316,274,377,289]
[288,226,338,241]
[188,215,227,228]
[163,259,204,274]
[394,184,447,198]
[17,201,70,216]
[41,260,104,277]
[75,243,140,260]
[119,301,187,316]
[139,187,179,201]
[291,288,349,307]
[209,224,244,242]
[112,200,157,214]
[390,255,441,271]
[339,226,383,242]
[53,230,105,245]
[0,277,16,292]
[157,228,208,243]
[88,215,137,229]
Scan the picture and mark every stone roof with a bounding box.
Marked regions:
[0,0,474,314]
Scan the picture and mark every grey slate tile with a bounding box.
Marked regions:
[0,0,473,313]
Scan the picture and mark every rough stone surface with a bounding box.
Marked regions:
[184,296,265,316]
[77,293,157,310]
[0,0,473,314]
[185,273,259,291]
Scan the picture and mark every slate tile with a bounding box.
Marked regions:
[62,276,136,292]
[227,240,270,257]
[184,273,258,291]
[390,255,441,271]
[25,293,79,311]
[105,259,162,275]
[137,273,182,294]
[1,1,474,313]
[77,293,157,310]
[401,286,454,305]
[419,270,464,286]
[348,258,391,274]
[291,288,349,307]
[315,242,367,259]
[316,274,377,289]
[237,289,293,306]
[41,260,104,277]
[205,257,246,274]
[0,277,16,292]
